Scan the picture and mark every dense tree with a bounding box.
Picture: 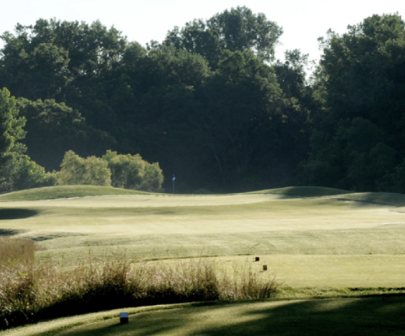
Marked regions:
[0,88,25,189]
[0,89,20,163]
[192,50,307,190]
[0,28,71,100]
[0,88,55,192]
[302,118,396,191]
[0,19,127,101]
[303,14,405,191]
[10,11,405,193]
[17,98,114,170]
[164,6,283,68]
[0,10,314,192]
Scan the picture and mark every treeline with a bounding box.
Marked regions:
[0,7,404,193]
[0,94,163,192]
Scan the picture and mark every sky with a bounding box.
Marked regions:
[1,0,404,63]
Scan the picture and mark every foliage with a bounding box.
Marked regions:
[102,150,164,192]
[0,9,311,193]
[302,118,397,191]
[57,150,163,191]
[17,98,114,170]
[192,50,309,189]
[0,152,57,192]
[164,6,283,68]
[57,150,111,186]
[303,14,405,192]
[2,11,405,192]
[0,19,126,101]
[0,89,56,192]
[0,88,26,158]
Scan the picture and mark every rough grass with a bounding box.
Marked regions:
[0,237,36,264]
[0,251,277,330]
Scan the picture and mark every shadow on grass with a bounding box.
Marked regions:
[0,208,39,220]
[57,296,405,336]
[0,228,25,236]
[253,186,352,198]
[333,192,405,208]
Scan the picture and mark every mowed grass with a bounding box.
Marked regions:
[0,185,405,288]
[1,185,405,335]
[3,297,405,336]
[0,185,149,202]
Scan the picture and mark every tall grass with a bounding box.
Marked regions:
[0,237,36,264]
[0,252,278,330]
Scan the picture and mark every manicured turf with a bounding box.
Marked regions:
[2,297,405,336]
[0,185,149,202]
[249,185,352,197]
[1,185,405,335]
[0,186,405,287]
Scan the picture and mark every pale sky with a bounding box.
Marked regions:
[1,0,404,63]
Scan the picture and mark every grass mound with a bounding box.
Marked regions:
[0,185,151,202]
[249,186,351,197]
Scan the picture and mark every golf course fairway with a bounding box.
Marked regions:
[0,185,404,335]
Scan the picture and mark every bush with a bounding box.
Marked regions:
[102,150,164,192]
[0,153,57,192]
[56,150,164,191]
[57,150,111,186]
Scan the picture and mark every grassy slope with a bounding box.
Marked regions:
[0,185,150,202]
[1,186,405,335]
[1,185,405,288]
[2,297,405,336]
[249,186,352,197]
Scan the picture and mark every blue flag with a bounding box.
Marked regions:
[172,174,176,181]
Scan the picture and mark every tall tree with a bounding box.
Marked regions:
[303,14,405,191]
[0,19,127,101]
[193,50,299,190]
[17,98,115,170]
[164,6,283,68]
[0,88,25,172]
[0,88,54,192]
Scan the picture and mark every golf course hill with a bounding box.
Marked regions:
[0,185,152,202]
[1,184,405,207]
[1,185,405,335]
[0,185,353,202]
